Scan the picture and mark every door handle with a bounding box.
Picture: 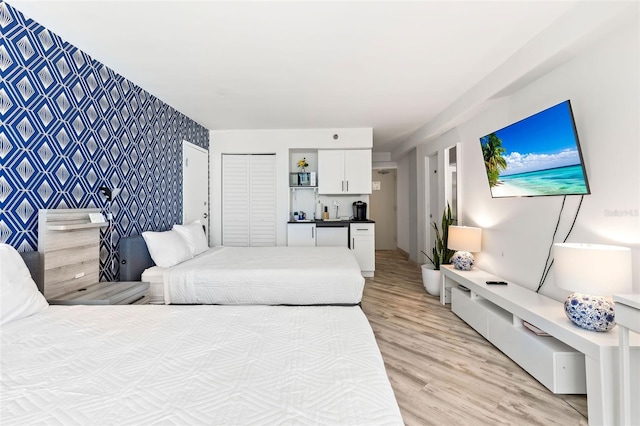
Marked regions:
[312,228,314,238]
[203,213,208,218]
[346,181,349,192]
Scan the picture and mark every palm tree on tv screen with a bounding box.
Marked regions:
[481,133,507,187]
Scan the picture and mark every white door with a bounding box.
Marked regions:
[222,154,276,247]
[222,155,251,246]
[445,145,459,224]
[248,155,276,246]
[183,141,209,235]
[426,153,439,261]
[370,169,396,250]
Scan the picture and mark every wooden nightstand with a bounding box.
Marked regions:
[48,281,150,305]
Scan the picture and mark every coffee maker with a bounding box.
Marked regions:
[352,201,367,221]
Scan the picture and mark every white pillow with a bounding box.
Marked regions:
[0,244,49,325]
[173,220,209,256]
[142,230,192,268]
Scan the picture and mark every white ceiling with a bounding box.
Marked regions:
[6,1,629,153]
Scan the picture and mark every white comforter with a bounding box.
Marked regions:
[1,305,403,425]
[164,246,365,305]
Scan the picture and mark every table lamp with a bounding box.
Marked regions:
[553,243,632,332]
[448,226,482,271]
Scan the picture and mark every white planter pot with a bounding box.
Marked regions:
[421,265,441,296]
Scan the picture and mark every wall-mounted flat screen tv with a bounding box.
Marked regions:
[479,100,590,198]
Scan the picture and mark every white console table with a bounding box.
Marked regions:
[613,294,640,426]
[441,266,639,426]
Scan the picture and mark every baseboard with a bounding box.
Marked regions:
[396,248,410,258]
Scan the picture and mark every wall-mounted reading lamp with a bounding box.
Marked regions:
[99,186,121,202]
[99,186,112,202]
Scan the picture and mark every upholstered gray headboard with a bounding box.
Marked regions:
[19,251,44,294]
[119,235,155,282]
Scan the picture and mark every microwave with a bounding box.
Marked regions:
[290,172,316,187]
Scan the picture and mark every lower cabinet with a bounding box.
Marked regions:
[316,226,349,247]
[287,222,376,277]
[47,282,150,305]
[287,223,316,246]
[450,286,586,394]
[350,223,375,277]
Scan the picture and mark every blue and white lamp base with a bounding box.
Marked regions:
[451,251,475,271]
[564,293,616,332]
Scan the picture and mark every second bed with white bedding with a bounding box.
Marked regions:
[1,304,402,425]
[156,246,365,305]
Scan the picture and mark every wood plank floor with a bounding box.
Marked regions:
[361,250,588,426]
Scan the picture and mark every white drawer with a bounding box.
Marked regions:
[349,223,374,235]
[489,312,586,394]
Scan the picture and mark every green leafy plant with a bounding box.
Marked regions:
[421,203,455,270]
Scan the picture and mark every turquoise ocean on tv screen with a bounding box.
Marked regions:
[500,164,588,195]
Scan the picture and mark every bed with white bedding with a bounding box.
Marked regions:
[121,233,365,305]
[1,243,402,425]
[163,246,364,305]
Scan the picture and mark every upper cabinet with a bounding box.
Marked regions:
[318,150,372,194]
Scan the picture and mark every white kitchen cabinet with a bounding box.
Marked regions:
[318,150,372,194]
[287,223,316,246]
[316,226,349,247]
[350,223,375,277]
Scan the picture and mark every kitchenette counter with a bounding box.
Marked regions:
[288,219,375,226]
[286,220,375,277]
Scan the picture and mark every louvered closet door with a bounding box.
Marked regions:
[248,155,276,246]
[222,154,276,246]
[222,155,250,246]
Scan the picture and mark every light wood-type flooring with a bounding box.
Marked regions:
[361,250,589,426]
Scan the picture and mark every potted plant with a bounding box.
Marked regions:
[421,203,455,296]
[297,157,308,173]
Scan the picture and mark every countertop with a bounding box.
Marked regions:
[288,219,375,226]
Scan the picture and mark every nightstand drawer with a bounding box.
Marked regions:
[48,281,150,305]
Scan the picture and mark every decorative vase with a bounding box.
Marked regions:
[451,251,475,270]
[421,265,441,296]
[564,293,616,332]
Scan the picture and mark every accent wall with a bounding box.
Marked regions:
[0,2,209,280]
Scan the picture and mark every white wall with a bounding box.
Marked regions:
[417,128,461,264]
[396,155,410,254]
[418,21,639,298]
[210,128,373,246]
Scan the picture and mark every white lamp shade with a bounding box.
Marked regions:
[448,226,482,252]
[553,243,632,296]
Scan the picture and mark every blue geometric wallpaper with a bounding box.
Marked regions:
[0,1,209,280]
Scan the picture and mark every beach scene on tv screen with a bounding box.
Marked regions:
[480,101,589,198]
